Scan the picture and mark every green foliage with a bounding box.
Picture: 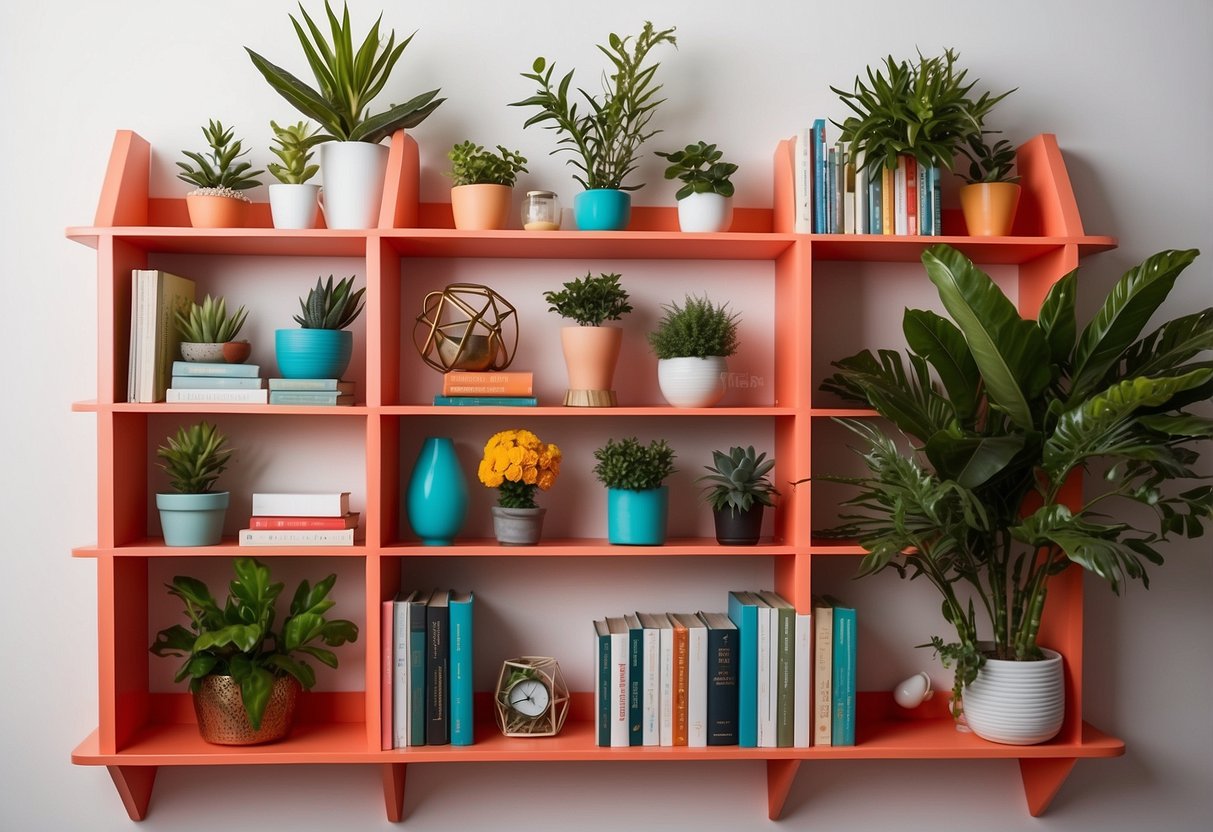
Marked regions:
[447,141,528,187]
[176,120,264,192]
[648,294,740,359]
[246,0,444,144]
[831,49,1014,173]
[268,120,324,184]
[175,294,248,344]
[593,437,677,490]
[956,133,1019,185]
[293,275,365,329]
[149,557,358,729]
[654,141,738,199]
[511,22,677,191]
[698,445,779,512]
[818,244,1212,710]
[543,272,633,326]
[156,421,233,494]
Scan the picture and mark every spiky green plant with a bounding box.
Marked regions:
[176,120,264,193]
[593,437,677,491]
[543,272,633,327]
[156,422,233,494]
[956,133,1020,184]
[698,446,779,513]
[175,295,249,344]
[655,141,739,199]
[447,141,528,187]
[293,275,365,329]
[268,120,324,184]
[648,295,740,359]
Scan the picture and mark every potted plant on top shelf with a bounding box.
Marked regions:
[176,293,251,364]
[956,133,1021,236]
[155,421,233,547]
[511,21,677,231]
[246,0,445,229]
[817,243,1212,745]
[446,140,529,230]
[594,437,677,545]
[654,141,739,232]
[267,120,324,230]
[698,445,779,545]
[543,271,633,406]
[176,120,264,229]
[276,275,365,380]
[648,294,740,408]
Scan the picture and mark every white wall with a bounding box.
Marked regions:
[3,0,1211,829]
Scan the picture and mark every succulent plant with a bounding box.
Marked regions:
[956,134,1020,185]
[592,437,677,491]
[293,275,365,330]
[648,294,740,359]
[268,120,324,185]
[175,294,249,344]
[698,445,779,513]
[448,141,529,187]
[156,421,233,494]
[543,272,633,327]
[655,141,739,199]
[176,120,264,195]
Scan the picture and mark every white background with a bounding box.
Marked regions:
[2,0,1211,829]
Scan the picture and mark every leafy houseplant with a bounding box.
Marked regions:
[649,294,741,407]
[544,272,633,407]
[149,557,358,743]
[276,275,366,380]
[175,294,250,363]
[155,421,233,546]
[478,429,562,545]
[177,120,264,228]
[446,141,529,230]
[956,133,1022,236]
[544,272,633,327]
[698,445,779,545]
[268,120,324,229]
[655,141,739,232]
[818,243,1212,736]
[594,437,677,545]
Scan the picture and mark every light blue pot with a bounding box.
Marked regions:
[406,437,469,545]
[275,328,353,380]
[156,491,229,546]
[607,486,669,545]
[574,189,631,231]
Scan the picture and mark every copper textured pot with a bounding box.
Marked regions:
[193,674,300,745]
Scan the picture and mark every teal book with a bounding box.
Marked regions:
[269,378,354,393]
[171,360,260,378]
[831,603,857,746]
[812,119,827,233]
[449,591,475,746]
[269,390,354,406]
[917,161,932,236]
[624,613,644,746]
[170,375,264,389]
[409,589,431,746]
[757,591,795,747]
[594,620,611,747]
[727,591,759,747]
[433,395,538,407]
[870,172,882,237]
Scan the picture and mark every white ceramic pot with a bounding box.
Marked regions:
[319,141,389,229]
[677,192,733,232]
[269,183,321,229]
[962,648,1064,745]
[657,356,727,408]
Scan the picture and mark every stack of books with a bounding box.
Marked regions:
[129,269,195,403]
[435,370,536,407]
[268,377,356,406]
[382,589,475,748]
[169,361,267,404]
[239,492,359,546]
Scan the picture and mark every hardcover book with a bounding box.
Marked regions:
[697,611,739,746]
[623,613,644,746]
[757,590,795,747]
[166,388,268,404]
[426,590,451,745]
[432,395,538,407]
[171,360,261,378]
[268,390,354,406]
[670,614,690,747]
[813,597,835,746]
[409,590,431,746]
[831,602,857,746]
[603,616,631,747]
[450,590,475,746]
[237,528,355,546]
[134,269,196,403]
[381,600,394,750]
[251,492,351,517]
[634,612,667,747]
[268,378,354,393]
[248,513,360,531]
[170,375,264,390]
[391,590,413,748]
[727,591,760,748]
[670,613,707,748]
[442,371,533,397]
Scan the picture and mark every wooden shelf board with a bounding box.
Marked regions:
[79,538,369,558]
[105,403,370,416]
[809,407,879,418]
[808,235,1116,264]
[65,227,368,257]
[72,723,372,766]
[383,405,792,417]
[384,537,794,557]
[380,229,798,260]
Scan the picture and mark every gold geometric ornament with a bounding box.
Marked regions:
[413,283,519,373]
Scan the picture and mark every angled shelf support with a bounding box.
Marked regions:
[107,764,157,821]
[1019,756,1077,817]
[766,759,801,820]
[382,763,407,822]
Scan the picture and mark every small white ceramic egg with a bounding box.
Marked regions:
[894,671,934,709]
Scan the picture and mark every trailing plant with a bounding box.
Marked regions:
[246,0,444,144]
[655,141,738,199]
[648,294,740,359]
[593,437,677,491]
[699,445,779,513]
[175,294,249,344]
[150,557,359,729]
[447,141,528,187]
[956,133,1020,184]
[831,49,1014,174]
[543,272,633,326]
[293,275,365,329]
[511,22,677,191]
[478,429,562,509]
[816,243,1213,713]
[268,120,324,185]
[156,421,233,494]
[177,120,264,196]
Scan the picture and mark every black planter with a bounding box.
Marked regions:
[712,504,764,545]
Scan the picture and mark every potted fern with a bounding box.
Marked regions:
[655,141,739,232]
[155,421,233,547]
[593,437,677,545]
[247,0,445,229]
[447,141,528,230]
[648,294,740,408]
[275,275,365,380]
[698,446,779,545]
[956,134,1021,236]
[543,272,633,406]
[176,294,250,364]
[267,120,324,229]
[511,22,677,231]
[177,120,264,228]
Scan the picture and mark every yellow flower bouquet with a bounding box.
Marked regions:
[478,429,562,508]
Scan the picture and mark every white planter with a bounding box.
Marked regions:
[677,192,733,232]
[269,183,321,229]
[657,356,727,408]
[319,141,389,229]
[962,648,1065,745]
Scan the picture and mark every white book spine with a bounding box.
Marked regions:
[251,492,351,517]
[794,613,812,747]
[642,625,659,746]
[238,528,354,546]
[794,127,812,233]
[687,626,708,748]
[894,157,908,236]
[756,605,774,748]
[393,599,410,747]
[610,633,630,747]
[137,270,155,402]
[659,624,674,747]
[166,388,269,404]
[855,152,868,234]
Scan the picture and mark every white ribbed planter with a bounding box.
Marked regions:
[677,192,733,232]
[962,648,1064,745]
[656,356,727,408]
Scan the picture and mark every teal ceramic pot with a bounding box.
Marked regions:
[275,328,353,379]
[406,437,469,545]
[607,486,669,545]
[156,491,229,546]
[574,189,631,231]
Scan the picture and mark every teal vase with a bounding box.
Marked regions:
[407,437,468,545]
[574,189,631,231]
[606,486,669,545]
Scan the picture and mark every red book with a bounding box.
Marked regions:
[906,156,918,236]
[381,600,393,750]
[249,513,360,530]
[442,371,533,397]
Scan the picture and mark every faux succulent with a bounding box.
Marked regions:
[448,141,528,187]
[956,133,1020,184]
[156,421,233,494]
[294,275,365,330]
[176,120,264,194]
[175,294,249,344]
[593,437,677,491]
[268,120,324,185]
[655,141,739,199]
[543,272,633,327]
[648,295,740,359]
[698,446,779,513]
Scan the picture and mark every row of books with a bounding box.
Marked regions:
[381,589,475,748]
[129,269,195,402]
[436,370,536,407]
[169,361,355,405]
[238,491,359,546]
[793,119,944,237]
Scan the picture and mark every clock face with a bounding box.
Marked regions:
[507,677,551,718]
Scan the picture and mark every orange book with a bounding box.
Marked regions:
[671,615,689,746]
[442,371,533,397]
[881,167,895,235]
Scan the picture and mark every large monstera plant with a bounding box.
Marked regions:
[820,244,1212,709]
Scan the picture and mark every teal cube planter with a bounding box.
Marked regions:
[574,189,631,231]
[607,486,668,545]
[275,328,353,380]
[156,491,229,546]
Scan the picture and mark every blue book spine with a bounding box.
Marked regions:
[918,162,931,236]
[932,166,942,236]
[831,606,857,746]
[628,621,643,745]
[450,591,474,746]
[870,172,882,236]
[812,119,827,233]
[433,395,539,407]
[409,594,429,746]
[727,592,758,747]
[171,376,262,389]
[826,147,836,234]
[269,391,351,405]
[171,360,260,378]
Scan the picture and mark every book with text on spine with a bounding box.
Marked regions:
[433,395,538,407]
[757,590,795,748]
[669,613,707,748]
[449,590,475,747]
[812,596,835,746]
[238,528,355,546]
[251,492,350,517]
[268,390,354,406]
[268,378,354,393]
[170,375,264,390]
[249,513,360,531]
[166,387,268,404]
[634,612,666,747]
[727,591,759,748]
[623,613,644,746]
[831,602,857,747]
[171,360,261,378]
[426,590,451,746]
[603,617,631,747]
[391,590,411,749]
[442,370,533,397]
[409,590,432,746]
[697,611,739,746]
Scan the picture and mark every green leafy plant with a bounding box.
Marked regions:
[268,120,324,184]
[817,243,1212,712]
[543,272,633,326]
[511,22,677,191]
[246,0,444,144]
[956,134,1020,184]
[156,422,233,494]
[293,275,365,329]
[150,557,359,729]
[698,446,779,513]
[447,141,529,187]
[832,49,1014,174]
[593,437,677,491]
[175,294,249,344]
[648,295,740,359]
[176,120,264,194]
[655,141,738,199]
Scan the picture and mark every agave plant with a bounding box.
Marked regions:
[698,446,779,513]
[176,121,264,194]
[175,295,249,344]
[246,1,444,144]
[268,120,324,185]
[156,422,233,494]
[818,244,1212,710]
[294,275,365,330]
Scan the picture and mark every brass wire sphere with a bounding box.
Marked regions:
[413,283,519,372]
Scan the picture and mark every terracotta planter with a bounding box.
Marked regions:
[193,674,300,745]
[185,193,249,228]
[451,183,512,230]
[560,325,622,406]
[959,182,1021,236]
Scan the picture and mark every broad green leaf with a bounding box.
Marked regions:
[297,645,340,669]
[236,661,275,730]
[1120,308,1213,379]
[266,654,316,690]
[194,624,262,654]
[821,348,954,440]
[320,619,359,646]
[149,624,196,656]
[1138,413,1213,437]
[283,613,325,652]
[903,308,981,422]
[349,90,445,143]
[1036,270,1078,366]
[924,430,1025,489]
[245,48,344,138]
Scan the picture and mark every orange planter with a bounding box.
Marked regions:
[560,325,622,406]
[451,183,511,230]
[960,182,1022,236]
[185,193,249,228]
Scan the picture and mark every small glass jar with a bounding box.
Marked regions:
[522,190,561,231]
